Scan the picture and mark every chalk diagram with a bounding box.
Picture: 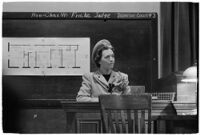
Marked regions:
[3,38,90,75]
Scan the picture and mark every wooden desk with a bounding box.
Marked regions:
[61,101,198,133]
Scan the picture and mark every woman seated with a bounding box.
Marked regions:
[76,39,131,102]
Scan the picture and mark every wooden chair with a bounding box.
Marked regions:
[129,85,145,94]
[99,94,152,133]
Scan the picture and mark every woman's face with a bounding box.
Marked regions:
[99,49,115,70]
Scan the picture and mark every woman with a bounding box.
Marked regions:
[76,39,131,102]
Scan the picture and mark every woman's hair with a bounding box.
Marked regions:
[92,39,114,68]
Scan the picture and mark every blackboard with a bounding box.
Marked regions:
[3,12,158,99]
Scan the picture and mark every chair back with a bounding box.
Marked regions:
[99,94,152,133]
[130,86,145,94]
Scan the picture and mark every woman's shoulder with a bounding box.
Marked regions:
[83,71,128,78]
[83,72,93,77]
[82,72,97,78]
[113,71,128,77]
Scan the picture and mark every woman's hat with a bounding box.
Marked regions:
[92,39,112,63]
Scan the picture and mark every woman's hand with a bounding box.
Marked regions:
[112,72,128,92]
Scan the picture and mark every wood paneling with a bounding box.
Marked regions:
[3,109,67,133]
